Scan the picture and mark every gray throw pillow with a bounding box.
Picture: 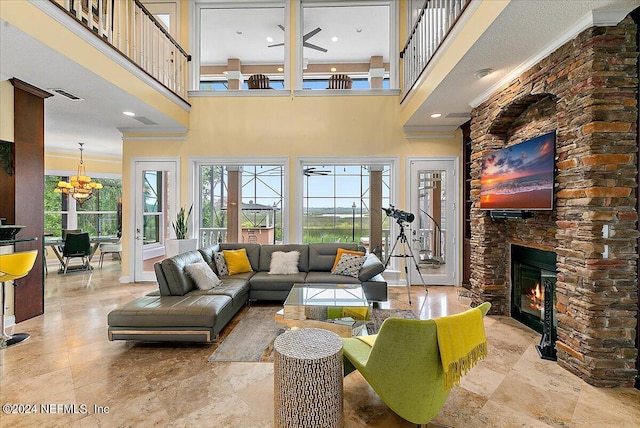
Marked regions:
[185,261,222,290]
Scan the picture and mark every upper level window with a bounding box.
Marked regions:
[199,3,286,91]
[300,1,391,90]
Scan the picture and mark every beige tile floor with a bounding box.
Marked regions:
[1,261,638,427]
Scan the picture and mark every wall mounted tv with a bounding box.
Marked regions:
[480,131,555,211]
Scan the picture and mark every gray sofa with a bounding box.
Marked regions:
[107,242,387,343]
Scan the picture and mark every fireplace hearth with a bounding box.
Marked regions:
[511,245,557,360]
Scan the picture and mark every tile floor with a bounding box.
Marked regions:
[0,261,638,427]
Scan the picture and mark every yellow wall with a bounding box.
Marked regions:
[120,94,462,278]
[0,81,14,142]
[45,151,122,176]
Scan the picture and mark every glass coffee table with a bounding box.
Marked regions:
[275,283,371,337]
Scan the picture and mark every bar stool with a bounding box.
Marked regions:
[0,250,37,348]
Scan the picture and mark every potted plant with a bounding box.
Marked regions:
[166,205,197,257]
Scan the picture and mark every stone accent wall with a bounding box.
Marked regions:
[469,17,638,387]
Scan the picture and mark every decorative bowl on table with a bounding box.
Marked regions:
[0,225,26,240]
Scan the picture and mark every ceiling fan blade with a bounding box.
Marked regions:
[278,24,285,31]
[303,27,321,41]
[268,43,285,48]
[303,42,327,53]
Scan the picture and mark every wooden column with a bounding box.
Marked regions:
[369,165,383,259]
[368,56,384,89]
[226,167,242,243]
[9,79,51,323]
[226,58,243,90]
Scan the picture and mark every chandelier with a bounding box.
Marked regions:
[54,143,103,205]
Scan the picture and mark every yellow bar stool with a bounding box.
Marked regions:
[0,250,38,348]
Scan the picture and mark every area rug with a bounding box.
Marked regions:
[207,306,419,362]
[207,306,282,362]
[365,308,419,334]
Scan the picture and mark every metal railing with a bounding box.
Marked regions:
[400,0,469,100]
[51,0,189,100]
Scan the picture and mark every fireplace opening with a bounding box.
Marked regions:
[511,245,557,360]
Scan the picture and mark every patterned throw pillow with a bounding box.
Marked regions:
[331,253,366,278]
[331,248,365,271]
[213,252,229,276]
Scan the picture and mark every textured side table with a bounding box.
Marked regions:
[274,328,343,428]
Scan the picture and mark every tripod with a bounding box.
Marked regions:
[384,220,428,305]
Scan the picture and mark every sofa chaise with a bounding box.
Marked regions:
[107,242,387,343]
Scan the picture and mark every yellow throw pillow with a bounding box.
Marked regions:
[331,248,365,271]
[223,248,253,275]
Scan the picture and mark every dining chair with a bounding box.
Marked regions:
[99,239,122,268]
[327,74,352,89]
[248,74,272,89]
[62,232,92,274]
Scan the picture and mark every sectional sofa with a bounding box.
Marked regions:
[107,242,387,343]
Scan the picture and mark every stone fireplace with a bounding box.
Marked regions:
[468,16,639,387]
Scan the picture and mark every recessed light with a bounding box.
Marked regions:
[330,67,337,72]
[356,28,363,33]
[474,68,493,79]
[331,36,338,42]
[123,111,135,117]
[266,36,273,42]
[277,67,284,72]
[430,113,442,118]
[236,30,243,35]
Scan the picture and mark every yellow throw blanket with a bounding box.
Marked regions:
[434,307,487,389]
[356,334,377,347]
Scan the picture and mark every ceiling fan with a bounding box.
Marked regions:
[303,167,331,176]
[268,25,328,53]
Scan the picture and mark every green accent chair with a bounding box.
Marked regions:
[342,302,491,426]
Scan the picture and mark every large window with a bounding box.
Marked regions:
[302,164,391,246]
[300,1,391,89]
[45,175,122,237]
[198,3,286,91]
[194,1,396,91]
[198,164,285,245]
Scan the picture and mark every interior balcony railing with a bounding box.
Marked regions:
[400,0,469,101]
[50,0,190,100]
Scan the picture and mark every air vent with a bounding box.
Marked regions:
[446,112,471,118]
[132,116,158,125]
[49,88,83,101]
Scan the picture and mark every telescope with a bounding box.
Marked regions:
[382,205,415,224]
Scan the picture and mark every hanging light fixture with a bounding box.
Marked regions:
[54,143,103,205]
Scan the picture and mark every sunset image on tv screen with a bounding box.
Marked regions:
[480,132,555,210]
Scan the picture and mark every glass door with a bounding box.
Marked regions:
[134,161,178,281]
[408,158,457,285]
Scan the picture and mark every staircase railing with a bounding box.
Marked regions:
[50,0,190,100]
[400,0,469,101]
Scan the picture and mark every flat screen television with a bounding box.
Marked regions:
[480,131,555,211]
